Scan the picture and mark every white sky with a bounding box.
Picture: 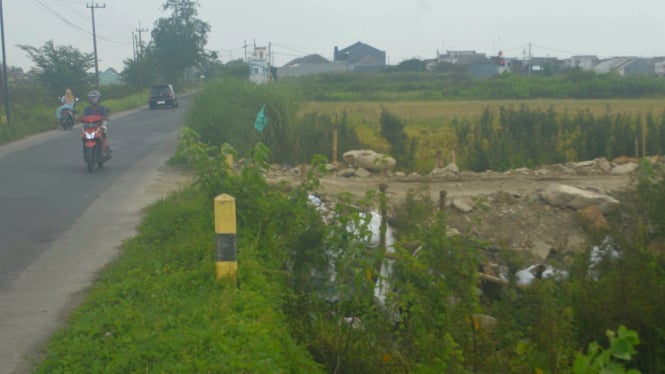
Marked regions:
[4,0,665,71]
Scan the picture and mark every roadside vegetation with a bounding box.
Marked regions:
[35,68,665,372]
[5,0,665,371]
[0,84,147,145]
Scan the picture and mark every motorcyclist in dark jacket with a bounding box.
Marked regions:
[82,90,112,158]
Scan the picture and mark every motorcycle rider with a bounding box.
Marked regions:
[82,90,112,158]
[56,88,76,124]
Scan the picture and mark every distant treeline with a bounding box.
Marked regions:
[290,69,665,101]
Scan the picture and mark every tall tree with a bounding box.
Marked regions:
[18,40,94,97]
[121,51,155,88]
[151,0,210,83]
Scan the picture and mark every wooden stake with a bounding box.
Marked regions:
[332,127,338,163]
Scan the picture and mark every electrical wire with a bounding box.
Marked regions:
[30,0,129,46]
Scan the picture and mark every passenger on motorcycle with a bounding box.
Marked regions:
[56,88,76,123]
[82,90,112,157]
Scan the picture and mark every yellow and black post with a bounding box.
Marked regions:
[214,194,237,286]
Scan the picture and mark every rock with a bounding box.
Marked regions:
[572,160,595,168]
[394,171,406,177]
[612,156,638,165]
[354,168,372,178]
[531,240,553,261]
[611,162,638,175]
[540,183,620,214]
[577,205,609,231]
[595,157,612,172]
[338,168,356,177]
[343,150,396,172]
[430,167,448,176]
[444,162,459,173]
[452,197,475,213]
[325,163,338,172]
[408,172,421,178]
[494,191,517,204]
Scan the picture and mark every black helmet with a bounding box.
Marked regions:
[87,90,102,105]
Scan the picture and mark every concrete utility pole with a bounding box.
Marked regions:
[132,31,136,61]
[0,0,10,125]
[134,23,148,88]
[136,22,149,59]
[87,1,105,88]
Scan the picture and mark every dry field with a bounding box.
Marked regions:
[302,98,665,126]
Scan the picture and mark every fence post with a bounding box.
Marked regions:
[379,183,388,249]
[332,127,338,164]
[439,190,447,212]
[214,194,238,287]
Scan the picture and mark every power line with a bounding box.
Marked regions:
[530,43,580,56]
[269,42,314,56]
[31,0,127,46]
[99,7,136,30]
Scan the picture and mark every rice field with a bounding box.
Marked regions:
[301,99,665,127]
[300,98,665,171]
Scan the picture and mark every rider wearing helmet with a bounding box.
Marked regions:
[83,90,112,158]
[83,90,110,118]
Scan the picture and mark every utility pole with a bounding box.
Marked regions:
[87,1,105,88]
[0,0,10,126]
[135,23,148,88]
[132,31,136,61]
[136,22,149,59]
[528,42,532,77]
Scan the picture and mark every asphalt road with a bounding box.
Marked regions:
[0,96,190,373]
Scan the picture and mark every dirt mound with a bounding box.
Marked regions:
[266,158,641,261]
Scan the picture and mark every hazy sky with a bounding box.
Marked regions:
[4,0,665,71]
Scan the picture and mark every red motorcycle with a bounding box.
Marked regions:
[80,114,110,173]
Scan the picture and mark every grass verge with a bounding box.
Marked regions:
[34,188,322,373]
[0,91,149,145]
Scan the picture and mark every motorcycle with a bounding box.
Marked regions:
[80,114,110,173]
[58,97,78,130]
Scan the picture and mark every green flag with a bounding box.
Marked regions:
[254,104,267,133]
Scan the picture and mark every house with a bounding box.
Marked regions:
[592,57,654,76]
[99,68,121,85]
[276,42,386,77]
[333,41,386,71]
[434,50,504,77]
[654,58,665,77]
[568,55,600,70]
[249,46,271,84]
[276,54,347,79]
[526,57,567,75]
[437,50,482,64]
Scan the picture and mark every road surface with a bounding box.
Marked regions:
[0,97,190,374]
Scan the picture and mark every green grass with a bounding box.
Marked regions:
[34,189,322,373]
[0,91,149,145]
[104,90,149,114]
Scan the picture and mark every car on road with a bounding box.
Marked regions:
[148,84,178,109]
